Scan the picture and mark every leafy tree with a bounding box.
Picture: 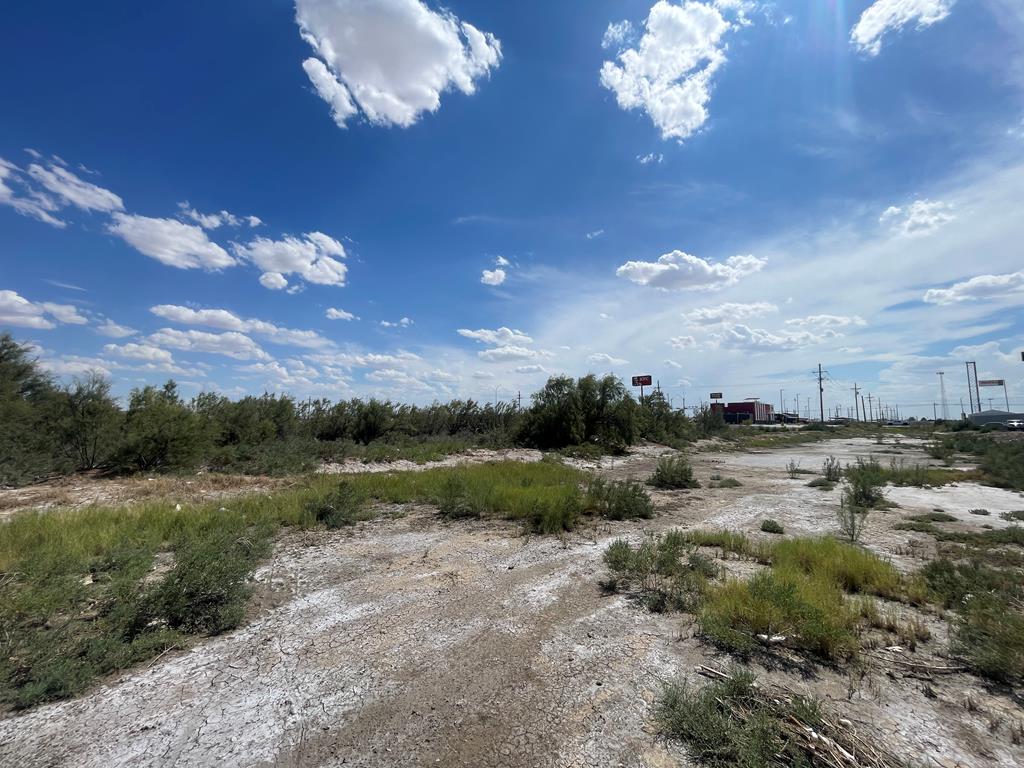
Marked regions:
[0,334,63,484]
[57,372,122,470]
[117,381,206,471]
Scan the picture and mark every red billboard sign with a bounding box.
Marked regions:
[631,375,652,387]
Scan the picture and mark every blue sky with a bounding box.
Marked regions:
[2,0,1023,417]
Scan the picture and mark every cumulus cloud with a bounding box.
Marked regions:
[851,0,954,56]
[637,152,664,165]
[233,231,347,288]
[683,301,777,324]
[96,319,138,338]
[922,270,1024,305]
[0,290,86,329]
[148,328,270,360]
[712,323,837,351]
[472,370,496,380]
[515,364,547,374]
[295,0,502,129]
[149,304,333,349]
[307,350,420,369]
[880,199,954,236]
[380,317,413,329]
[617,250,766,290]
[599,1,733,141]
[103,342,175,364]
[237,360,320,389]
[326,307,358,320]
[108,213,236,270]
[587,352,629,367]
[457,327,533,346]
[481,268,506,286]
[668,335,697,349]
[477,345,548,363]
[494,256,511,267]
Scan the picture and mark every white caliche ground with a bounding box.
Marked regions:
[1,437,1022,767]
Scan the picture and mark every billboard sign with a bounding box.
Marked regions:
[710,392,723,400]
[631,375,653,387]
[979,379,1005,387]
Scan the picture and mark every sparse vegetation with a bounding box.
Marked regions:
[710,476,742,488]
[822,455,842,482]
[760,519,784,535]
[649,455,700,489]
[807,477,835,491]
[969,508,991,516]
[602,531,716,612]
[586,477,654,521]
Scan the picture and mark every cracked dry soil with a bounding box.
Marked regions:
[2,437,1023,768]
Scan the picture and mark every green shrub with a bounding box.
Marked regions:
[822,455,842,482]
[953,595,1024,684]
[807,477,835,491]
[1001,510,1024,522]
[969,508,990,516]
[602,531,714,612]
[842,457,887,509]
[587,478,654,520]
[649,455,700,489]
[760,519,784,535]
[907,512,956,523]
[307,482,370,528]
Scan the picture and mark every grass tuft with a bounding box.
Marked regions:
[649,455,700,489]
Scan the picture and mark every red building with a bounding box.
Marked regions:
[710,399,775,424]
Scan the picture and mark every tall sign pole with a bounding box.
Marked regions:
[817,364,825,423]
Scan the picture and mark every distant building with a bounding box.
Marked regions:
[967,409,1024,427]
[710,400,775,424]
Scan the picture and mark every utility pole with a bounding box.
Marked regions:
[933,402,937,421]
[937,371,948,421]
[779,389,784,417]
[860,394,866,422]
[805,397,811,420]
[866,393,874,422]
[794,395,799,415]
[852,383,860,421]
[817,364,825,423]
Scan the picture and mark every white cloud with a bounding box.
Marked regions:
[149,304,333,349]
[481,268,506,286]
[307,350,420,369]
[663,359,683,369]
[515,364,547,374]
[457,327,533,346]
[586,229,605,240]
[326,307,358,321]
[494,255,510,266]
[587,352,629,367]
[477,345,547,363]
[683,301,777,324]
[0,290,86,329]
[295,0,501,128]
[602,20,635,49]
[637,152,664,165]
[259,272,289,290]
[103,342,175,364]
[177,203,260,230]
[0,158,65,228]
[851,0,954,56]
[108,213,236,270]
[148,328,270,361]
[301,57,359,128]
[40,302,88,325]
[96,319,138,338]
[668,335,697,349]
[880,199,955,236]
[599,1,732,141]
[237,360,319,389]
[365,367,432,391]
[712,323,837,351]
[922,270,1024,305]
[27,162,124,213]
[472,370,495,380]
[785,314,866,328]
[380,316,413,329]
[616,250,766,290]
[233,231,347,287]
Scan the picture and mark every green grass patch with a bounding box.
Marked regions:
[1001,510,1024,522]
[907,511,957,523]
[759,519,784,535]
[709,476,742,489]
[806,477,835,491]
[586,477,655,521]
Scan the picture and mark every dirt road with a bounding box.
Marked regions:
[2,438,1022,767]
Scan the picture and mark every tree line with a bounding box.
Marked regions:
[0,333,725,486]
